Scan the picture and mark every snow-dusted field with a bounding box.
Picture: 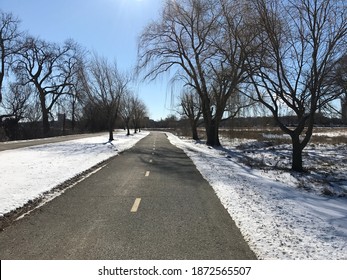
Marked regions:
[0,131,149,216]
[167,133,347,260]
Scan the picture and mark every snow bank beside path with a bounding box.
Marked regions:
[167,133,347,260]
[0,131,149,216]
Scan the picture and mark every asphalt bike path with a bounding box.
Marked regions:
[0,132,256,259]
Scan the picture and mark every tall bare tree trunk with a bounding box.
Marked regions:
[39,93,50,136]
[108,115,115,141]
[190,120,199,141]
[291,134,304,172]
[205,120,221,146]
[342,96,347,124]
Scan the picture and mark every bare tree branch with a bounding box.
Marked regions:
[247,0,347,171]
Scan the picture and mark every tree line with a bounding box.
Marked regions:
[137,0,347,172]
[0,10,148,142]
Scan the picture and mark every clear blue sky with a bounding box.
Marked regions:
[1,0,175,120]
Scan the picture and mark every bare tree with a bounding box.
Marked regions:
[2,82,32,120]
[120,91,134,136]
[132,95,148,133]
[331,54,347,123]
[14,37,82,135]
[179,88,202,140]
[137,0,256,146]
[0,83,33,139]
[81,54,130,141]
[0,10,22,103]
[65,56,88,131]
[247,0,347,171]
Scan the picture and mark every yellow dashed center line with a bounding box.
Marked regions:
[131,198,141,213]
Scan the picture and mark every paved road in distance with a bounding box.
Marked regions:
[0,132,107,151]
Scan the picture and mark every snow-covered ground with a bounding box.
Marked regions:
[167,133,347,260]
[1,129,346,259]
[0,131,149,216]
